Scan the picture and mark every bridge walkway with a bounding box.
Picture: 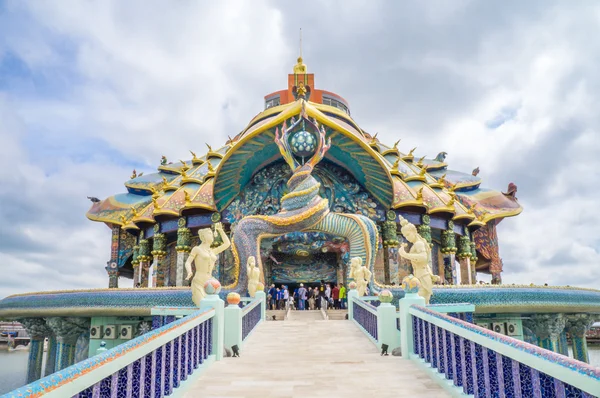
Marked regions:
[183,311,449,398]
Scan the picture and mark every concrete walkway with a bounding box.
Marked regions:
[183,312,449,398]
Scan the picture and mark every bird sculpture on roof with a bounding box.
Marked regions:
[138,172,143,177]
[472,167,480,176]
[503,182,518,200]
[130,169,137,179]
[161,155,168,166]
[434,152,448,162]
[87,196,100,203]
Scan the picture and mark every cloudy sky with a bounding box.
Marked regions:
[1,1,599,298]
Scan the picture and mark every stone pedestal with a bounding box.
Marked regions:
[398,293,426,359]
[255,291,266,321]
[199,295,225,361]
[377,303,400,351]
[566,314,596,363]
[224,304,242,351]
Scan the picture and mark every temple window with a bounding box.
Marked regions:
[322,95,350,115]
[265,95,281,109]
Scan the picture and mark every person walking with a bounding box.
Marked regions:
[339,283,347,309]
[317,280,325,310]
[297,283,307,311]
[283,286,290,310]
[325,283,332,310]
[268,284,277,310]
[332,284,340,309]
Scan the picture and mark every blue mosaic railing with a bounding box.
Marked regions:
[410,305,600,397]
[4,309,215,398]
[352,298,378,343]
[241,299,262,341]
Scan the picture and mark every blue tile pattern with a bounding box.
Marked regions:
[353,301,378,342]
[242,301,262,341]
[5,310,214,398]
[411,307,598,398]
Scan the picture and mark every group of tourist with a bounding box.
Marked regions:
[267,280,347,311]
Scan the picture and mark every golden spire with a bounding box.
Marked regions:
[131,206,138,217]
[293,30,307,74]
[207,160,215,173]
[184,190,191,204]
[437,173,447,186]
[419,165,427,176]
[393,140,400,150]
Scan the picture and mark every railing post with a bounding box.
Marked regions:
[398,291,425,359]
[377,302,400,351]
[348,289,358,321]
[224,302,242,353]
[199,294,225,361]
[255,291,266,321]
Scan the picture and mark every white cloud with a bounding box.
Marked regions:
[1,1,600,296]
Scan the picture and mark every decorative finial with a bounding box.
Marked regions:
[179,160,189,171]
[392,158,400,170]
[449,182,458,192]
[207,160,215,173]
[131,206,139,217]
[438,173,447,186]
[120,215,128,225]
[181,169,188,179]
[206,143,213,153]
[152,196,160,209]
[184,190,191,204]
[161,175,169,186]
[393,139,400,149]
[130,169,137,179]
[419,166,427,176]
[416,187,424,201]
[416,156,425,167]
[446,195,455,207]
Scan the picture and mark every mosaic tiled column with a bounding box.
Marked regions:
[441,221,457,285]
[381,211,399,285]
[176,217,191,287]
[19,318,53,383]
[566,314,596,363]
[469,239,478,283]
[528,314,566,353]
[152,225,167,287]
[107,225,120,288]
[47,317,90,371]
[457,233,472,285]
[106,266,119,289]
[139,237,152,288]
[132,244,140,287]
[44,335,57,376]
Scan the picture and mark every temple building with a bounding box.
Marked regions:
[86,57,523,291]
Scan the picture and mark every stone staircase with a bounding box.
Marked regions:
[326,309,348,320]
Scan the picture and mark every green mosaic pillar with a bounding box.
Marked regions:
[152,224,167,287]
[457,232,472,285]
[19,318,52,383]
[47,317,90,371]
[441,221,457,284]
[528,314,566,353]
[131,244,140,287]
[381,210,399,285]
[138,236,152,288]
[107,225,120,288]
[469,238,478,283]
[558,330,569,356]
[176,217,191,287]
[566,314,596,363]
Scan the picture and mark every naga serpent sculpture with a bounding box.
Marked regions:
[224,110,379,296]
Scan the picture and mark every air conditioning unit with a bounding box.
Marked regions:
[506,322,520,336]
[492,322,506,335]
[90,325,103,339]
[476,322,490,330]
[103,325,117,340]
[119,325,133,340]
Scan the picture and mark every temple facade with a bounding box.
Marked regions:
[86,57,522,291]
